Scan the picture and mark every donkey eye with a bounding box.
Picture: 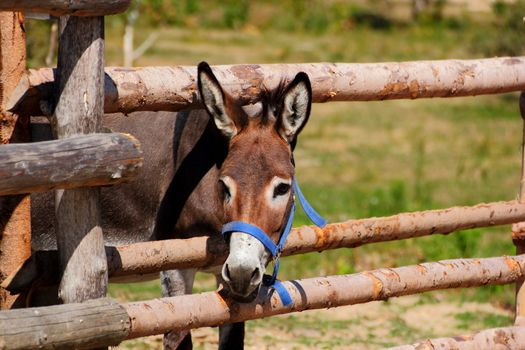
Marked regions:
[219,180,231,201]
[273,183,290,198]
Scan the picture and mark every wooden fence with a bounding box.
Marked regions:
[1,2,525,350]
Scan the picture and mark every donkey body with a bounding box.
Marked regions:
[30,63,313,350]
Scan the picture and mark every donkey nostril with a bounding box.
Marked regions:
[251,267,261,283]
[223,264,232,282]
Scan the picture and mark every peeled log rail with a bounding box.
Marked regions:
[0,0,131,16]
[386,326,525,350]
[103,200,525,276]
[1,255,524,348]
[0,133,143,196]
[5,200,525,293]
[119,254,525,338]
[108,200,525,277]
[9,57,525,116]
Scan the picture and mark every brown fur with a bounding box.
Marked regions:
[221,118,294,240]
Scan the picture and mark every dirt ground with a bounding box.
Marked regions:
[115,294,513,350]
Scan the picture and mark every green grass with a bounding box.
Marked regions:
[455,311,513,330]
[101,23,479,67]
[109,280,161,302]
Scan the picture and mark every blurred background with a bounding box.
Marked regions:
[25,1,525,348]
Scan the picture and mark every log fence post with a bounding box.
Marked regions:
[513,92,525,321]
[52,14,108,331]
[0,11,31,310]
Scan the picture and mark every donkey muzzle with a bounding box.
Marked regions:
[221,232,268,299]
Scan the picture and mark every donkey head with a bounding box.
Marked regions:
[198,62,312,300]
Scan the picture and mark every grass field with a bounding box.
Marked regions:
[29,6,522,348]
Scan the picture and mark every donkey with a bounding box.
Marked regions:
[30,62,313,349]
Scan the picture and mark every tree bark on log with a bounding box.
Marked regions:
[386,326,525,350]
[9,57,525,116]
[0,133,142,196]
[1,255,524,347]
[0,298,130,349]
[53,16,108,308]
[0,0,131,16]
[5,200,525,293]
[0,11,32,310]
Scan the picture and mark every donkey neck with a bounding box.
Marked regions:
[153,110,228,240]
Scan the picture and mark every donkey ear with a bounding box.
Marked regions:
[198,62,237,139]
[276,72,312,144]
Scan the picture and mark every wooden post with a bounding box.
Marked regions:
[513,92,525,321]
[52,15,108,310]
[0,12,31,310]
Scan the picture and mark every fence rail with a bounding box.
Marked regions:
[0,133,142,196]
[5,200,524,293]
[9,56,525,116]
[0,298,129,350]
[387,325,525,350]
[124,254,525,337]
[1,254,523,349]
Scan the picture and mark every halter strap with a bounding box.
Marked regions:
[221,177,326,306]
[293,180,327,228]
[222,221,280,257]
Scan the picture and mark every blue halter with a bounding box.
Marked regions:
[221,178,326,306]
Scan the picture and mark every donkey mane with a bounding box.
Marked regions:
[260,79,289,124]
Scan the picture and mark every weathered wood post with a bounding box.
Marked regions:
[0,11,32,310]
[513,92,525,323]
[52,15,108,309]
